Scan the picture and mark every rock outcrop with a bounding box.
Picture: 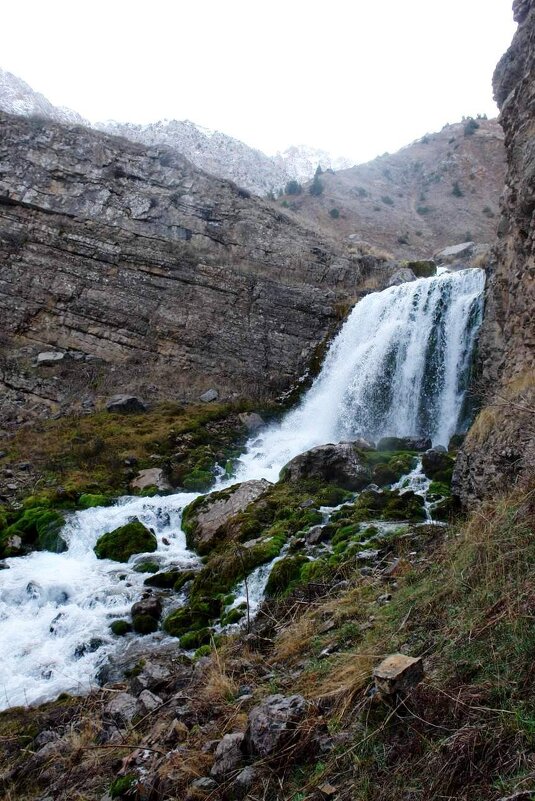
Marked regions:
[454,2,535,503]
[0,112,394,424]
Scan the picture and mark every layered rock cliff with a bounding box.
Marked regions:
[454,0,535,503]
[0,112,391,423]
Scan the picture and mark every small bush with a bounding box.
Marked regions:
[329,208,340,219]
[309,175,324,196]
[452,181,464,198]
[381,195,394,205]
[463,117,480,136]
[417,205,431,215]
[285,180,302,196]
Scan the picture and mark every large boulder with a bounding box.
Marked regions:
[244,694,308,757]
[281,442,373,490]
[181,479,272,555]
[106,394,147,413]
[94,520,157,562]
[421,449,455,483]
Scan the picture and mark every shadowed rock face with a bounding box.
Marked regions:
[454,1,535,504]
[0,113,396,422]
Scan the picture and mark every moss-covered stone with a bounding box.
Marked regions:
[132,614,159,635]
[78,493,110,509]
[94,520,157,562]
[221,605,246,626]
[265,555,309,597]
[110,620,132,636]
[0,507,66,558]
[163,605,212,638]
[110,774,137,798]
[133,560,159,573]
[421,450,455,483]
[179,628,212,649]
[143,569,183,588]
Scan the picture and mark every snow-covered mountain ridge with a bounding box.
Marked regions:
[0,67,351,195]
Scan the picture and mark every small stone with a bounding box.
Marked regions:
[199,389,219,403]
[210,732,245,778]
[319,783,338,798]
[373,654,424,696]
[104,692,138,725]
[136,689,162,715]
[377,593,392,604]
[191,777,217,792]
[166,718,189,743]
[232,766,257,798]
[36,351,65,364]
[357,549,379,561]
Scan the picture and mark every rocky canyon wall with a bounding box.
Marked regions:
[454,0,535,503]
[0,113,393,423]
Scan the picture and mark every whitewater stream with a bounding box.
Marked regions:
[0,268,485,710]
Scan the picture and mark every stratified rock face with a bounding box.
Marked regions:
[0,112,393,422]
[454,2,535,504]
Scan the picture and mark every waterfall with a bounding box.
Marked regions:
[234,268,485,483]
[0,267,485,710]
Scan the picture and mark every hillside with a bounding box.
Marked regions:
[281,118,506,258]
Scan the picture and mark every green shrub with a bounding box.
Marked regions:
[329,207,340,219]
[285,180,302,195]
[381,195,394,205]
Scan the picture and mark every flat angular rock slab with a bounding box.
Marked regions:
[36,351,65,364]
[130,467,171,492]
[281,442,373,490]
[183,479,272,554]
[244,693,308,757]
[373,654,424,696]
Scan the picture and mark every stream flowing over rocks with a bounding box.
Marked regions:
[0,268,484,711]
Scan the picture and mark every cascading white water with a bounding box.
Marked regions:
[233,268,485,483]
[0,267,484,710]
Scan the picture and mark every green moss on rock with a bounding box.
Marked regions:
[94,520,157,562]
[110,620,132,636]
[265,555,309,597]
[0,507,66,558]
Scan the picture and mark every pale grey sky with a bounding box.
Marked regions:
[3,0,516,163]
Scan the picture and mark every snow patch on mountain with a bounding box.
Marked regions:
[0,68,87,126]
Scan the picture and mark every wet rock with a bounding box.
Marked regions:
[130,468,171,492]
[373,654,424,696]
[281,442,372,490]
[244,693,308,757]
[131,596,162,621]
[104,692,138,725]
[136,689,162,715]
[106,394,147,413]
[306,524,331,545]
[199,389,219,403]
[377,436,431,452]
[421,448,454,481]
[210,732,245,779]
[182,479,272,554]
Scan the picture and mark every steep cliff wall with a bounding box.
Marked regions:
[0,113,391,423]
[454,0,535,503]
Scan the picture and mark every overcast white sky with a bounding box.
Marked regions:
[3,0,516,163]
